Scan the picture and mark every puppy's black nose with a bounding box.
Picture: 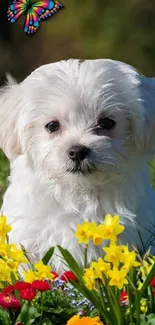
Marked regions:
[68,145,89,162]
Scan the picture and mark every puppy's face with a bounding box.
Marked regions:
[0,59,155,187]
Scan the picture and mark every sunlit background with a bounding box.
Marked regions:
[0,0,155,204]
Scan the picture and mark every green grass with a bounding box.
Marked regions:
[0,151,10,207]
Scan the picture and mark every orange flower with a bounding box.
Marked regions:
[66,315,104,325]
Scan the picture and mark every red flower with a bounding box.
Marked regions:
[60,271,78,282]
[20,288,36,301]
[150,277,155,287]
[31,280,51,291]
[14,282,32,291]
[2,285,15,294]
[120,291,128,304]
[0,293,22,310]
[51,271,59,279]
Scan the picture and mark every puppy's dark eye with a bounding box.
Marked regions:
[45,121,60,133]
[98,117,116,130]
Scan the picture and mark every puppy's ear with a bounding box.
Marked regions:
[0,75,22,160]
[131,75,155,152]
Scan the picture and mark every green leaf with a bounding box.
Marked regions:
[148,314,155,320]
[147,314,155,325]
[43,306,66,314]
[20,243,35,268]
[57,246,83,280]
[18,302,40,325]
[42,319,54,325]
[0,308,11,325]
[40,288,78,325]
[57,245,112,323]
[139,315,147,325]
[10,271,17,285]
[70,278,110,322]
[14,289,21,301]
[42,247,55,265]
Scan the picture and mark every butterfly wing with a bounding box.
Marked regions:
[33,1,63,21]
[7,0,29,23]
[24,7,41,34]
[9,0,63,34]
[24,1,63,34]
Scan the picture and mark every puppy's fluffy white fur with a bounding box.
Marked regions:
[1,59,155,271]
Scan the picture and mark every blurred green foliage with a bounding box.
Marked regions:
[150,157,155,189]
[0,151,9,206]
[0,0,155,204]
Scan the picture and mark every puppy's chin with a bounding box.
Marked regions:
[50,168,118,191]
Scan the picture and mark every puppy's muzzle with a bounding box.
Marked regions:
[68,145,90,163]
[67,145,95,174]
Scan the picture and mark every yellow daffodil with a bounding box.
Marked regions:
[103,242,123,267]
[137,257,155,290]
[107,266,128,289]
[139,258,155,279]
[8,245,27,263]
[97,214,124,242]
[0,259,15,283]
[34,261,54,280]
[91,232,104,246]
[0,216,12,243]
[86,223,104,246]
[144,257,155,273]
[121,246,140,270]
[24,261,54,282]
[87,222,104,245]
[83,267,96,290]
[75,215,124,245]
[5,258,19,270]
[91,258,111,279]
[121,263,131,273]
[83,259,111,290]
[24,269,39,283]
[75,221,97,245]
[66,315,104,325]
[0,242,27,264]
[0,242,8,257]
[75,221,91,244]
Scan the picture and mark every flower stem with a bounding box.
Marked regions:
[126,275,137,291]
[39,293,43,325]
[108,286,124,325]
[147,285,154,313]
[135,291,140,325]
[101,282,119,325]
[98,281,112,322]
[84,245,88,269]
[127,284,134,325]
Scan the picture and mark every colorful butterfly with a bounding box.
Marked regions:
[7,0,63,34]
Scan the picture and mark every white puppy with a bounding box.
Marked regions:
[0,59,155,271]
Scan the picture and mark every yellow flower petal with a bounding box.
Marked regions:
[34,260,53,280]
[0,216,12,243]
[24,270,38,283]
[107,266,128,290]
[75,221,92,244]
[103,242,123,267]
